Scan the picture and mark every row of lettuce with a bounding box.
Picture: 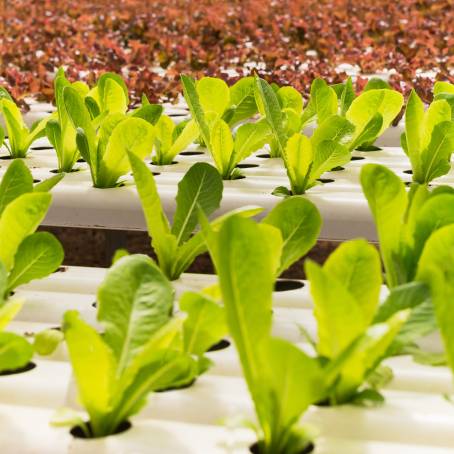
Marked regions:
[1,71,454,194]
[2,146,454,452]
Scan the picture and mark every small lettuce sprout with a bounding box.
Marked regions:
[46,67,90,172]
[0,160,64,296]
[128,152,261,280]
[153,115,199,165]
[0,87,49,158]
[207,215,323,454]
[401,89,454,184]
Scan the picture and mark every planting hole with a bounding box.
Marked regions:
[355,145,382,152]
[50,168,80,174]
[92,301,97,308]
[53,266,67,273]
[151,160,178,166]
[77,158,86,163]
[317,178,334,184]
[208,339,231,352]
[403,169,413,175]
[0,155,14,160]
[331,166,345,171]
[236,163,259,169]
[179,151,204,156]
[256,153,271,159]
[0,362,36,376]
[33,179,41,183]
[70,420,131,439]
[250,442,314,454]
[274,280,305,292]
[350,156,365,161]
[31,146,53,150]
[155,378,196,393]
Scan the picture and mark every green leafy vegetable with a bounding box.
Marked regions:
[305,239,409,404]
[129,152,261,279]
[64,86,156,188]
[62,254,198,438]
[361,163,454,288]
[210,215,323,453]
[401,90,454,183]
[0,88,49,158]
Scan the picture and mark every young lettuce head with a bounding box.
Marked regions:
[59,254,226,438]
[0,87,49,158]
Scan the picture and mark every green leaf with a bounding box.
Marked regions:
[263,338,324,450]
[434,81,454,96]
[34,328,64,356]
[33,173,65,192]
[0,160,33,215]
[262,196,321,274]
[6,232,64,292]
[0,192,51,271]
[301,78,338,126]
[132,104,163,125]
[348,113,383,150]
[229,77,258,125]
[210,119,234,177]
[1,99,29,157]
[196,77,230,116]
[171,162,223,244]
[0,299,23,329]
[97,73,129,114]
[215,216,276,389]
[374,281,430,323]
[180,291,227,355]
[339,77,355,115]
[419,120,454,183]
[333,311,408,402]
[166,119,199,161]
[310,115,355,149]
[181,75,211,148]
[346,89,403,146]
[282,133,313,194]
[364,78,391,91]
[254,76,287,156]
[128,152,176,278]
[360,164,407,288]
[0,332,33,373]
[63,310,116,436]
[403,90,424,174]
[98,117,155,187]
[97,254,173,375]
[233,120,270,162]
[277,86,303,114]
[310,140,350,182]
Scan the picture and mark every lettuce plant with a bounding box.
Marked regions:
[305,239,409,405]
[129,152,261,280]
[361,163,454,288]
[152,115,199,165]
[46,68,90,172]
[401,90,454,184]
[181,75,266,178]
[63,86,156,188]
[0,87,49,158]
[301,77,403,151]
[208,215,324,454]
[60,254,204,438]
[0,160,64,296]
